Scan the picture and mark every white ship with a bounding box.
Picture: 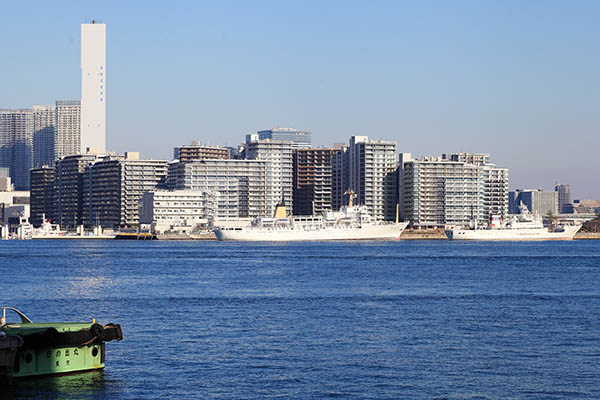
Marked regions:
[214,190,408,242]
[445,203,581,241]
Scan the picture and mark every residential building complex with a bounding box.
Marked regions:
[55,100,81,159]
[0,109,34,190]
[331,144,349,210]
[56,154,101,228]
[402,153,509,228]
[1,101,81,190]
[168,159,269,218]
[245,139,294,215]
[35,153,167,229]
[482,164,509,218]
[81,154,168,228]
[347,136,398,221]
[32,105,56,168]
[293,148,336,215]
[30,166,56,227]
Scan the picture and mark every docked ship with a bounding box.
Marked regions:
[214,190,409,241]
[445,204,581,241]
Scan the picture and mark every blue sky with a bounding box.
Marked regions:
[1,1,599,198]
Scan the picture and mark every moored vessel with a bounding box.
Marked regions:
[445,204,581,241]
[0,307,123,382]
[214,190,409,241]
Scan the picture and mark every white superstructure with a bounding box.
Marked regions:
[81,21,106,154]
[445,204,581,241]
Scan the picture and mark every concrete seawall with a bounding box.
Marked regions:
[400,230,448,240]
[574,232,600,240]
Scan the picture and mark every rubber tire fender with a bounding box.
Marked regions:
[90,323,105,340]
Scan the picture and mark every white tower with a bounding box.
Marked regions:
[81,21,106,154]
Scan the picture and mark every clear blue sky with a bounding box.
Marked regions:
[1,1,599,198]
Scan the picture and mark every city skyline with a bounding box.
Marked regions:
[1,1,598,198]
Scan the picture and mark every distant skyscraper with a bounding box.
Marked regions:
[55,100,81,159]
[0,109,34,190]
[32,105,56,168]
[509,189,558,216]
[81,21,106,154]
[555,183,572,213]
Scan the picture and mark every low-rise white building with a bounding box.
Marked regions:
[140,190,217,233]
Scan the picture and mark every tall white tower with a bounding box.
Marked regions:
[81,21,106,154]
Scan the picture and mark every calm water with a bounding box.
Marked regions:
[1,240,599,399]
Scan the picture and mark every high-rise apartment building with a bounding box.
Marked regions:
[245,139,294,215]
[347,136,397,221]
[0,109,34,190]
[32,105,56,168]
[56,154,101,228]
[257,128,311,149]
[331,144,349,210]
[173,142,230,162]
[482,164,509,218]
[81,154,168,228]
[402,154,509,228]
[169,159,269,218]
[55,100,81,159]
[293,148,336,215]
[555,183,572,213]
[403,158,484,228]
[81,21,106,154]
[29,166,56,227]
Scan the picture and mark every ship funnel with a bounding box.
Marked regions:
[274,201,287,219]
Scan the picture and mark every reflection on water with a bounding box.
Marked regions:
[64,276,116,299]
[3,370,121,400]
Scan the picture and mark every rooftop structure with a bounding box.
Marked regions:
[173,142,230,162]
[255,128,311,149]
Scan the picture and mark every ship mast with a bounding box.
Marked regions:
[344,189,357,207]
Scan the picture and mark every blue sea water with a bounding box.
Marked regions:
[1,240,599,399]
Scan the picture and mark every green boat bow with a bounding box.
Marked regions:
[0,307,122,381]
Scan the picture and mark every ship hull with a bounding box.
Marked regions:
[446,225,581,241]
[215,222,408,241]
